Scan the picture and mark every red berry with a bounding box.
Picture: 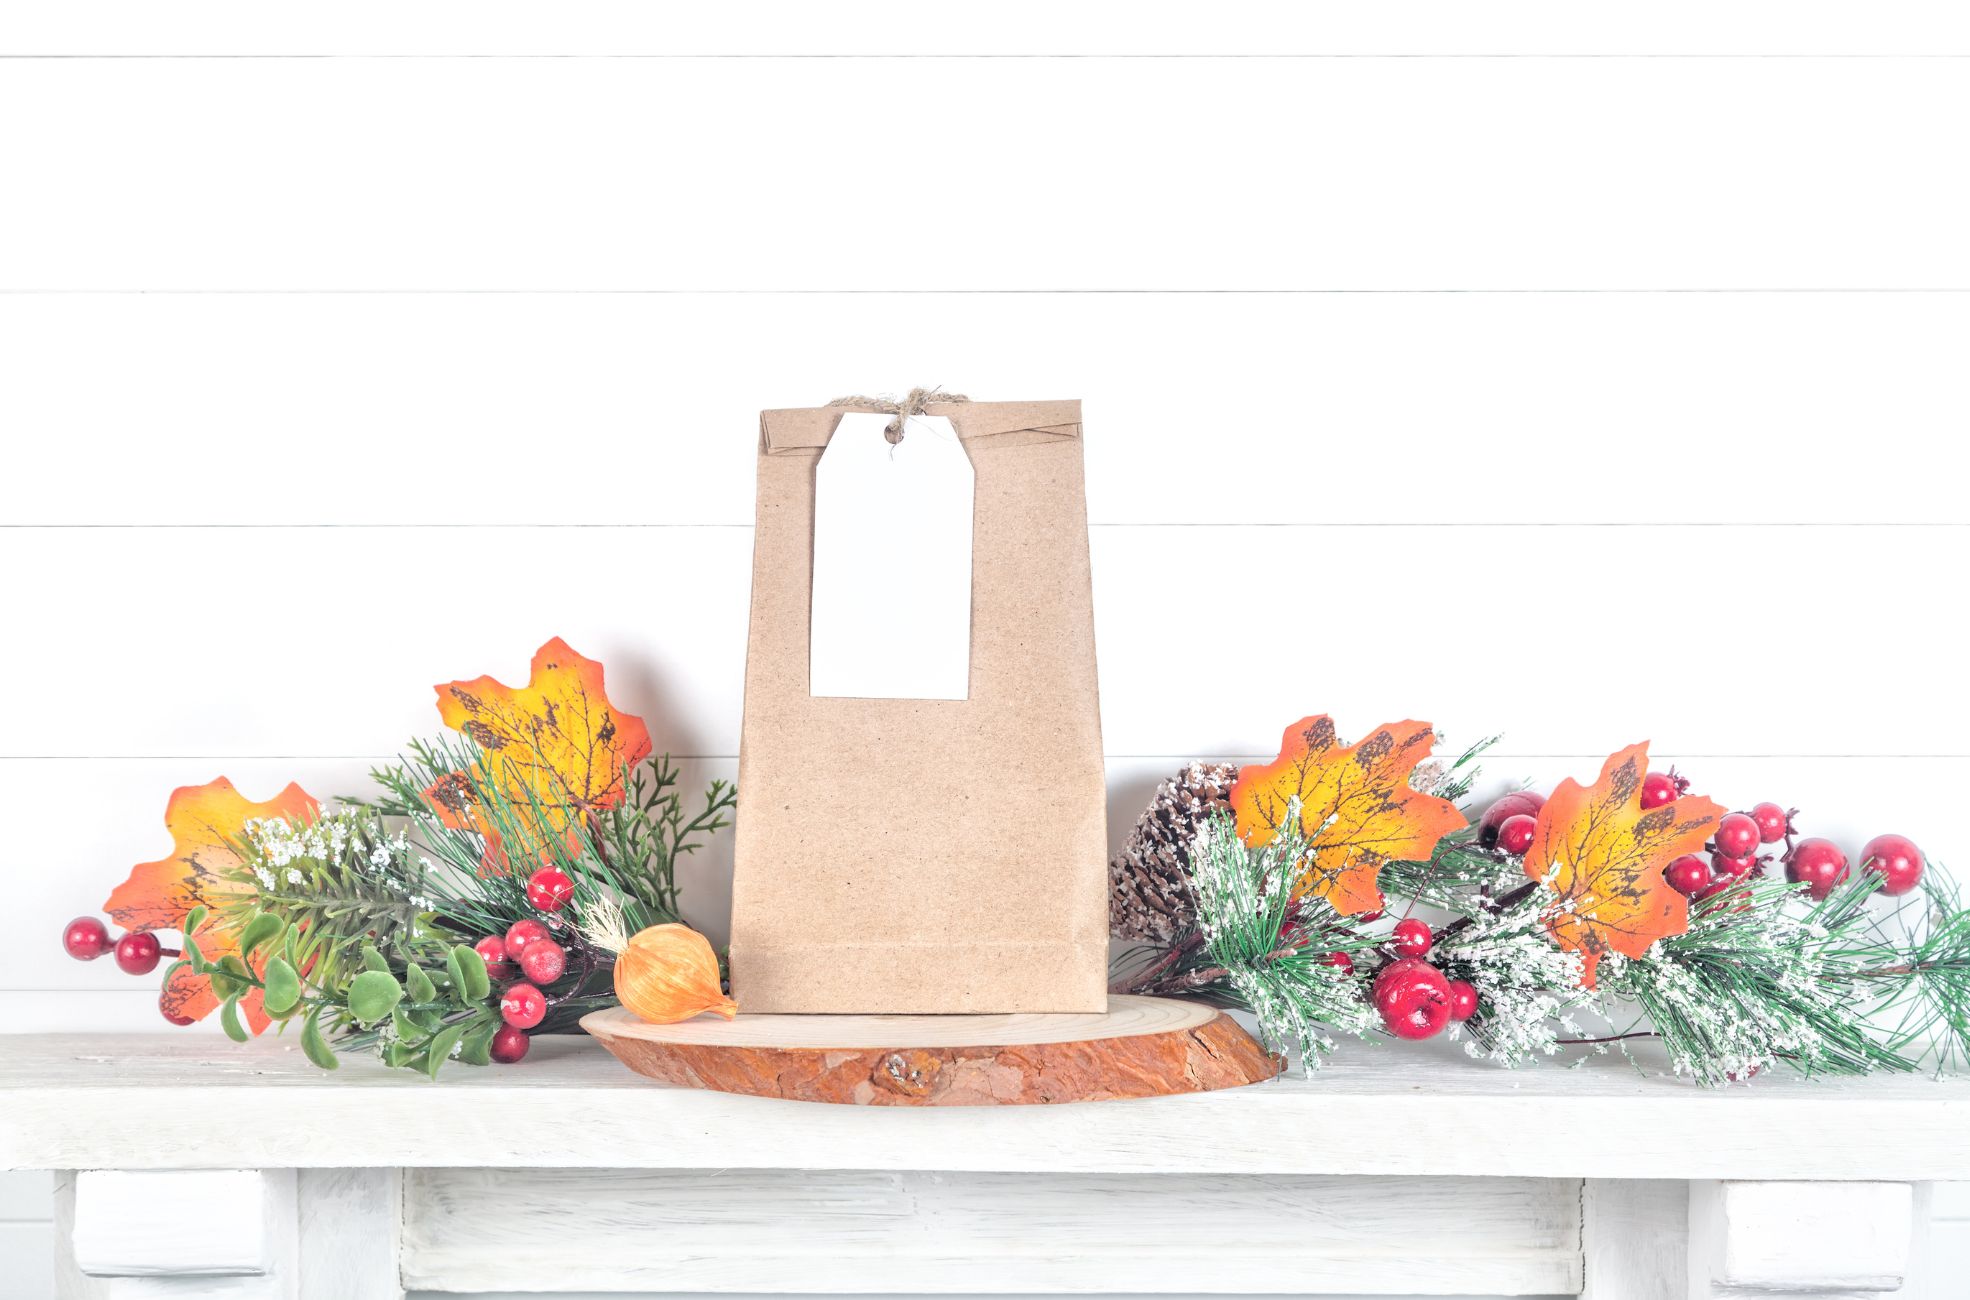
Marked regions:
[1665,854,1712,896]
[1859,833,1924,897]
[1749,802,1789,844]
[490,1025,530,1064]
[1725,1063,1763,1084]
[1478,792,1546,848]
[525,867,575,913]
[1786,837,1850,900]
[1356,909,1385,924]
[1372,959,1452,1040]
[474,934,516,980]
[1445,979,1478,1021]
[505,918,552,959]
[63,916,112,961]
[519,939,567,985]
[1714,813,1762,860]
[114,931,162,976]
[1495,814,1538,857]
[1321,952,1355,975]
[1710,851,1757,879]
[159,993,194,1027]
[500,982,547,1029]
[1390,918,1433,958]
[1639,771,1680,810]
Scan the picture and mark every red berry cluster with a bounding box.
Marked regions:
[1657,796,1791,904]
[473,865,583,1065]
[61,916,183,979]
[1639,776,1925,906]
[60,915,194,1023]
[1785,833,1924,901]
[1359,920,1477,1041]
[1477,790,1546,855]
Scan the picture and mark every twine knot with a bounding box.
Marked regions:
[828,387,969,443]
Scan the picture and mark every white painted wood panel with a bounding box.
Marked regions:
[10,2,1970,56]
[399,1295,1555,1300]
[398,1296,1553,1300]
[3,525,1961,759]
[0,1222,56,1300]
[296,1169,403,1300]
[1688,1180,1914,1296]
[400,1168,1580,1294]
[5,59,1967,291]
[6,292,1966,527]
[0,1171,52,1219]
[70,1170,273,1276]
[1582,1180,1685,1300]
[14,753,1964,1003]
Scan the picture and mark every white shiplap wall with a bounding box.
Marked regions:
[4,7,1968,1297]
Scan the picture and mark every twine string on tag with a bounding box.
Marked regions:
[828,387,969,444]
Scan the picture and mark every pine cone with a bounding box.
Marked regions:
[1109,761,1240,944]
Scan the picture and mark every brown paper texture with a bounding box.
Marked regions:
[728,398,1109,1013]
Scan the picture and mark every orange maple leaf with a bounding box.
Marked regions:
[1229,716,1466,916]
[433,638,651,860]
[1523,743,1726,988]
[103,776,320,1031]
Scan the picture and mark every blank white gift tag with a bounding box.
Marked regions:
[810,412,974,699]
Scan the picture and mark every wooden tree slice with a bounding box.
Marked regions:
[580,995,1280,1106]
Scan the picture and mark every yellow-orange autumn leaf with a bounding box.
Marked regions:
[433,638,652,856]
[1523,743,1726,988]
[103,776,319,1031]
[1230,715,1466,916]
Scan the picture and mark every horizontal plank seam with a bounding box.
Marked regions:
[4,522,1966,530]
[10,288,1970,296]
[7,54,1970,61]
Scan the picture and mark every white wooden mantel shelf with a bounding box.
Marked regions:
[8,1034,1969,1299]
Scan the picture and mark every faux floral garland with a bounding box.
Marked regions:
[1111,716,1965,1086]
[61,638,734,1078]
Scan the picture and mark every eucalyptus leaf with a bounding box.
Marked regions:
[385,1041,421,1069]
[300,1007,340,1071]
[262,957,302,1016]
[210,954,252,1001]
[391,1007,423,1044]
[238,911,285,958]
[219,995,249,1043]
[450,944,491,1002]
[424,1024,465,1080]
[346,970,405,1026]
[361,944,390,974]
[459,1022,496,1067]
[405,964,437,1003]
[183,904,208,936]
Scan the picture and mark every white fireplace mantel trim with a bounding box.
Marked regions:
[12,1035,1965,1299]
[7,1033,1968,1180]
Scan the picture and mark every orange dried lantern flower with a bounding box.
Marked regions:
[582,894,735,1024]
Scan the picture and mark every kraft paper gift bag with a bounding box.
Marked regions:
[728,396,1109,1013]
